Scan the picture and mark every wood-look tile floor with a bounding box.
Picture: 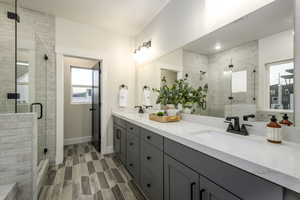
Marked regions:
[39,143,146,200]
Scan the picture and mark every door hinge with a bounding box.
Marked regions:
[7,11,20,23]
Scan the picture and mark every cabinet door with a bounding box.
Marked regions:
[120,126,127,164]
[113,125,121,158]
[200,176,241,200]
[164,155,199,200]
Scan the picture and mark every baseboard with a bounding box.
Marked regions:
[64,136,92,146]
[102,145,114,155]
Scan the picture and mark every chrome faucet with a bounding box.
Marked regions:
[225,116,251,136]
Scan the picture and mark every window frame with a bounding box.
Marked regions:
[265,59,294,112]
[70,66,93,105]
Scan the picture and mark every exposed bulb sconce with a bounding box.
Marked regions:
[133,40,152,63]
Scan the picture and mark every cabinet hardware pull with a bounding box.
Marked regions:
[146,156,151,160]
[130,127,133,130]
[190,182,196,200]
[147,136,151,140]
[129,142,134,146]
[147,183,151,188]
[129,163,133,167]
[199,189,206,200]
[116,130,121,139]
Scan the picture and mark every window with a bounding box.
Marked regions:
[267,60,294,110]
[71,67,93,104]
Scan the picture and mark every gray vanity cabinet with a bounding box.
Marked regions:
[164,155,200,200]
[200,176,241,200]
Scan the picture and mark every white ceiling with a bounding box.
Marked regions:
[184,0,294,55]
[20,0,170,36]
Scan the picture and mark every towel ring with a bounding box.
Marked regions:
[143,85,150,90]
[120,84,128,89]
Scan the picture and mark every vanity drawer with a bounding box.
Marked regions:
[127,148,140,183]
[141,165,163,200]
[164,138,283,200]
[113,117,126,128]
[142,128,164,150]
[127,133,139,153]
[126,122,140,137]
[141,140,164,173]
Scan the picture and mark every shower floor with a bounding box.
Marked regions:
[39,143,145,200]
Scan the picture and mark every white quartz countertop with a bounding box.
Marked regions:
[112,110,300,193]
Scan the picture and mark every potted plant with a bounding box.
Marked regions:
[153,76,208,114]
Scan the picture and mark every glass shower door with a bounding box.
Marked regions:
[16,2,48,164]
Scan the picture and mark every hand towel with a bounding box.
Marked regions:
[119,88,128,107]
[143,89,151,106]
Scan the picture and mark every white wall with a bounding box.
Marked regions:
[55,17,136,163]
[295,0,300,127]
[135,0,275,64]
[258,30,294,111]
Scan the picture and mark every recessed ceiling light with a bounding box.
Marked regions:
[215,43,221,50]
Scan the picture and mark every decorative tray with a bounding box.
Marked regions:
[149,114,181,123]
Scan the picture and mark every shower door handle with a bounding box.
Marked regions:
[30,103,43,119]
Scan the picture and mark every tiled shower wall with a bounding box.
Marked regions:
[0,113,37,200]
[0,2,57,163]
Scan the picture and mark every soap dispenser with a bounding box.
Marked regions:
[266,115,282,144]
[279,114,293,127]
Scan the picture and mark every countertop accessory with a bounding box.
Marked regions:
[267,115,282,144]
[225,116,250,136]
[149,113,181,123]
[135,106,144,114]
[279,113,293,127]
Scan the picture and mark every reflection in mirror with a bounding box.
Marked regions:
[160,69,178,87]
[136,0,294,122]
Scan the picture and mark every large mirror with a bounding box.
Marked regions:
[136,0,294,122]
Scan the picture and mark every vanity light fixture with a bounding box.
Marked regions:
[133,40,152,63]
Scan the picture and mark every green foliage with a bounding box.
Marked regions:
[153,76,208,110]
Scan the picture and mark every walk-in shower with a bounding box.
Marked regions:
[0,0,54,195]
